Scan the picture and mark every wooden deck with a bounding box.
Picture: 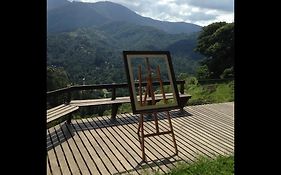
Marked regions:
[47,102,234,175]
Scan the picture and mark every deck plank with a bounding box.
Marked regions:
[170,112,234,151]
[47,129,63,175]
[191,105,234,125]
[47,102,234,175]
[70,121,105,174]
[58,123,92,175]
[80,118,133,174]
[91,116,146,175]
[179,109,234,144]
[51,126,72,175]
[97,115,164,174]
[104,114,173,174]
[116,114,178,171]
[47,156,52,175]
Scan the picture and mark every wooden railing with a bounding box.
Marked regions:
[198,78,234,85]
[47,80,186,108]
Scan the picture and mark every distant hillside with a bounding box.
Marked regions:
[47,0,202,34]
[47,0,70,10]
[47,0,203,85]
[47,22,202,84]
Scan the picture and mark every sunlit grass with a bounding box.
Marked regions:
[187,80,234,105]
[167,155,234,175]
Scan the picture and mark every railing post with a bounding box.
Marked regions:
[65,90,71,104]
[111,87,116,100]
[180,81,184,94]
[111,87,119,120]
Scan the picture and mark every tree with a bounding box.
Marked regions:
[196,65,210,80]
[220,66,234,79]
[195,22,234,78]
[47,66,70,91]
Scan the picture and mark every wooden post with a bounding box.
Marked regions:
[180,81,184,94]
[111,87,117,120]
[111,104,120,119]
[111,87,116,100]
[66,91,71,104]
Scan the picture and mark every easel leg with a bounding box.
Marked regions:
[166,111,178,155]
[140,114,146,161]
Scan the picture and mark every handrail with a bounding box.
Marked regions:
[198,78,234,84]
[47,80,185,97]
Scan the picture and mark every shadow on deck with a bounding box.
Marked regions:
[47,102,234,175]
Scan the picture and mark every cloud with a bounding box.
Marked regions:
[76,0,234,26]
[175,0,234,12]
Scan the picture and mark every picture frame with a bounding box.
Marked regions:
[123,51,180,114]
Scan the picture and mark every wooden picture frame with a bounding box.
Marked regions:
[123,51,180,114]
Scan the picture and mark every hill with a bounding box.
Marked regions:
[47,0,202,34]
[47,22,202,84]
[47,0,204,86]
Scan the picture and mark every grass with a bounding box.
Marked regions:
[167,155,234,175]
[186,80,234,105]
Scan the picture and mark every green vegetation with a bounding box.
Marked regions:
[47,20,234,117]
[80,77,234,116]
[167,155,234,175]
[136,155,234,175]
[195,22,234,79]
[47,66,71,91]
[185,77,234,105]
[47,23,202,86]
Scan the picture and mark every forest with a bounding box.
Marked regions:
[47,22,233,90]
[47,21,234,116]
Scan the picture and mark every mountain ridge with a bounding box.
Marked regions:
[47,0,202,34]
[47,0,203,85]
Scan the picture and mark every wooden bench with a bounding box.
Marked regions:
[47,80,191,124]
[47,104,79,128]
[70,93,191,119]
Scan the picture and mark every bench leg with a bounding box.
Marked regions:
[180,107,184,113]
[66,116,72,124]
[111,104,121,120]
[179,97,191,113]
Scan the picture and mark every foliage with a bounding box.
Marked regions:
[47,23,203,86]
[220,66,234,79]
[185,76,234,105]
[196,65,210,80]
[168,155,234,175]
[47,66,70,91]
[195,22,234,78]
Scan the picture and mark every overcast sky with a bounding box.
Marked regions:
[72,0,234,26]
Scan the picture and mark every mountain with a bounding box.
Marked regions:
[47,22,202,84]
[47,0,202,34]
[47,0,204,85]
[47,0,70,11]
[47,2,108,33]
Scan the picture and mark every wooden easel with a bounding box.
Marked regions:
[137,57,178,161]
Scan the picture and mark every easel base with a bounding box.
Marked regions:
[137,111,178,161]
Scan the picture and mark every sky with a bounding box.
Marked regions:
[71,0,234,26]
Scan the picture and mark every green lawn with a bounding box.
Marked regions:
[167,155,234,175]
[186,80,234,105]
